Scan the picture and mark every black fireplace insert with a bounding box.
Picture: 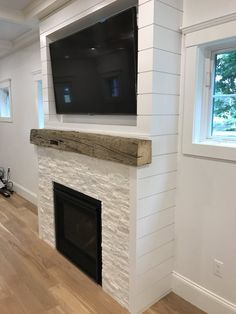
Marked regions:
[53,182,102,284]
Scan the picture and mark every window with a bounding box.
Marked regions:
[0,79,12,122]
[37,80,44,129]
[182,18,236,162]
[211,50,236,139]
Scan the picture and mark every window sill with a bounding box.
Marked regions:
[200,138,236,147]
[183,139,236,162]
[0,118,12,123]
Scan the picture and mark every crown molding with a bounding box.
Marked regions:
[13,28,39,50]
[24,0,71,20]
[0,29,39,60]
[0,39,13,50]
[0,5,36,27]
[181,12,236,34]
[0,6,24,23]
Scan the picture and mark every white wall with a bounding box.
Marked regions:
[175,157,236,301]
[0,42,41,204]
[183,0,236,28]
[174,1,236,313]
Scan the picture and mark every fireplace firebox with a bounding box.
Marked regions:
[53,182,102,284]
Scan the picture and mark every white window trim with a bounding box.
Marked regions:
[0,79,12,123]
[182,20,236,162]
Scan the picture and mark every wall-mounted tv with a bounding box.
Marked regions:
[49,7,137,115]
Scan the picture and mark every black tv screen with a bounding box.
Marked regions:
[49,7,137,115]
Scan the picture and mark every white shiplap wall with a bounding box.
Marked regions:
[135,0,182,312]
[38,0,182,313]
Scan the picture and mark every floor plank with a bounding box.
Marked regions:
[0,194,127,314]
[0,194,205,314]
[144,292,206,314]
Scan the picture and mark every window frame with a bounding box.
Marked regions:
[0,79,12,123]
[182,20,236,162]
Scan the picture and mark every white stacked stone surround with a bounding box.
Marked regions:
[38,146,134,308]
[38,0,182,313]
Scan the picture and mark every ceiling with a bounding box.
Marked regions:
[0,0,71,58]
[0,0,32,10]
[0,20,30,41]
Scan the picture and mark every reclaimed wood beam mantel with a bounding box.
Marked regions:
[30,129,152,167]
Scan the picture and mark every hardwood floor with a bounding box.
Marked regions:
[0,193,205,314]
[144,292,206,314]
[0,193,127,314]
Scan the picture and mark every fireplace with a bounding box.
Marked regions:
[53,182,102,284]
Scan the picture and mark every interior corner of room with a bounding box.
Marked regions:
[0,0,235,314]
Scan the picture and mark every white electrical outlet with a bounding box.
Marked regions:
[214,259,224,278]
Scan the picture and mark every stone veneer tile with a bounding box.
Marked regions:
[37,147,131,308]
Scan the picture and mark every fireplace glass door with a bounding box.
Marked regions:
[54,182,102,284]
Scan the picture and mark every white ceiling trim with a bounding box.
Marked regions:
[181,12,236,34]
[0,6,25,23]
[0,29,39,59]
[0,39,13,50]
[0,0,71,58]
[0,0,72,26]
[0,4,38,27]
[14,28,39,48]
[24,0,71,20]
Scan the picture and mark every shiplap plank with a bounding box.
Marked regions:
[41,61,52,76]
[138,189,176,219]
[42,88,55,103]
[155,1,182,31]
[137,241,174,275]
[136,257,173,293]
[138,171,176,199]
[138,71,180,95]
[138,154,177,179]
[156,49,181,74]
[138,116,178,136]
[138,93,179,115]
[152,135,178,155]
[160,0,183,11]
[40,46,50,62]
[138,48,181,74]
[135,274,172,311]
[139,0,182,31]
[137,207,174,238]
[139,25,181,53]
[138,48,155,73]
[138,0,154,29]
[42,74,53,89]
[137,224,174,257]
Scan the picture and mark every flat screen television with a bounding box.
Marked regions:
[49,7,137,115]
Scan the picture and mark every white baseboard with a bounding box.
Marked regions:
[172,271,236,314]
[13,182,38,205]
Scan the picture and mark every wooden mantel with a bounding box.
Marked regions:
[30,129,152,167]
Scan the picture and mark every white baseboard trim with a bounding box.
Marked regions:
[13,182,38,205]
[172,271,236,314]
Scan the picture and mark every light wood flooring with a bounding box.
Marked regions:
[145,292,206,314]
[0,193,205,314]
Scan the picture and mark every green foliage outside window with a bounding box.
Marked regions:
[212,50,236,136]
